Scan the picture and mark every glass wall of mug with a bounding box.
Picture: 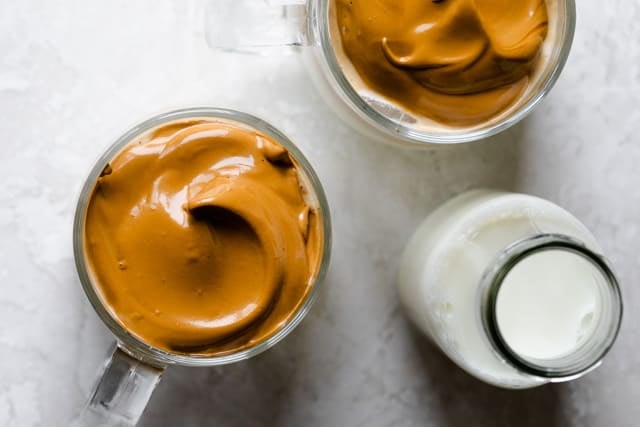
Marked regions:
[205,0,576,146]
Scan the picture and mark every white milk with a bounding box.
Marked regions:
[397,190,609,388]
[496,249,602,361]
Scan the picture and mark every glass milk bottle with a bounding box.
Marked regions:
[397,190,622,388]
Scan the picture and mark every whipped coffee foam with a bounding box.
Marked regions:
[329,0,560,132]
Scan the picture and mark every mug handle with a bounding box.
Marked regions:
[204,0,309,53]
[71,344,165,426]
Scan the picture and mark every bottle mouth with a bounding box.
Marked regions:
[480,234,623,381]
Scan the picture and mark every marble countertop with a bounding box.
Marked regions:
[1,1,638,426]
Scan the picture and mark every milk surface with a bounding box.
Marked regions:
[497,249,601,361]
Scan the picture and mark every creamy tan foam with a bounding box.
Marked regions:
[84,118,323,355]
[330,0,559,132]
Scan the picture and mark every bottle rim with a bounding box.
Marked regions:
[479,234,623,381]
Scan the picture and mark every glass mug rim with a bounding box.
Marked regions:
[309,0,577,146]
[72,107,333,367]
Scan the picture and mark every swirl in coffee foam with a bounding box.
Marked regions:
[334,0,550,126]
[84,118,323,355]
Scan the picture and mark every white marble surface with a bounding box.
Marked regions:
[1,0,639,426]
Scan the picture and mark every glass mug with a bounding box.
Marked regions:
[71,107,332,425]
[205,0,576,146]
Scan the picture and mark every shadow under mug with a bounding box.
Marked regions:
[71,107,332,426]
[205,0,576,147]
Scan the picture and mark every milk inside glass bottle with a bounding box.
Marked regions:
[397,190,622,388]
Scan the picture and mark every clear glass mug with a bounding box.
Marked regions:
[205,0,576,146]
[71,107,332,426]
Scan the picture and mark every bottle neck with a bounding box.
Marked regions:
[480,234,623,381]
